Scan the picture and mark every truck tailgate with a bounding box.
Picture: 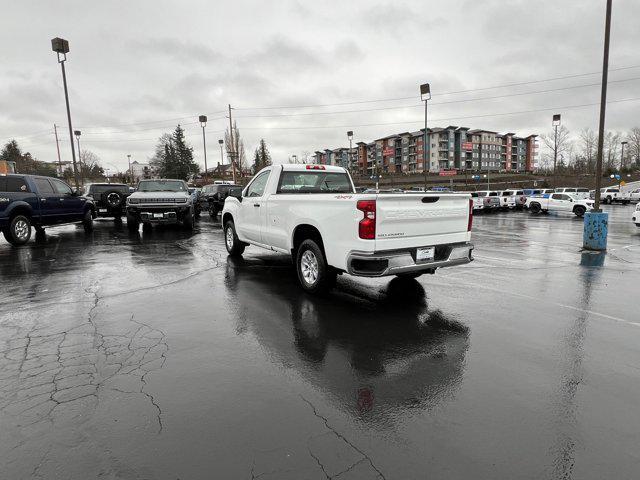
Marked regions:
[375,193,471,250]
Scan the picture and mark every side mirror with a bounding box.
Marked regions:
[228,186,243,202]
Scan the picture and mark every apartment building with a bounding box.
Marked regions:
[317,126,537,174]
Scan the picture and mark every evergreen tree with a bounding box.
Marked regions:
[150,126,199,180]
[252,139,272,173]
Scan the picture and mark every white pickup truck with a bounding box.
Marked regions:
[526,192,595,217]
[222,165,474,293]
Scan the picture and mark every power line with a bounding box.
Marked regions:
[233,64,640,111]
[238,96,640,131]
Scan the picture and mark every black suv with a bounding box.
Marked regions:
[83,183,130,220]
[201,183,239,219]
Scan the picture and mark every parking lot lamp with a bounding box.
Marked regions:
[621,141,627,170]
[584,0,612,251]
[347,131,353,171]
[199,115,208,183]
[74,130,83,186]
[218,139,224,168]
[51,37,79,190]
[552,114,561,175]
[420,83,431,190]
[127,154,132,184]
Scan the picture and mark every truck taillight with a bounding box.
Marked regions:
[357,200,376,240]
[468,198,473,231]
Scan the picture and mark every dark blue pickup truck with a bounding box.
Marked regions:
[0,174,95,246]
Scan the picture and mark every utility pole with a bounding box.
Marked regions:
[228,104,237,184]
[53,123,62,177]
[199,115,208,183]
[621,141,627,171]
[583,0,612,251]
[74,130,83,187]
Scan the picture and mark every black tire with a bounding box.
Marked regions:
[529,203,541,214]
[114,215,123,224]
[224,220,245,256]
[126,213,139,232]
[605,196,612,205]
[574,205,586,217]
[82,209,94,233]
[183,207,195,230]
[3,215,32,246]
[295,239,336,294]
[209,207,219,220]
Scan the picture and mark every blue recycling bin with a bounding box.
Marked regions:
[583,211,608,251]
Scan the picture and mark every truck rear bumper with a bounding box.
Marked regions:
[347,242,473,277]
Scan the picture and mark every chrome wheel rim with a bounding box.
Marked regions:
[226,227,234,249]
[14,220,29,240]
[300,250,319,285]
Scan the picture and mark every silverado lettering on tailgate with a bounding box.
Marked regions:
[383,207,468,219]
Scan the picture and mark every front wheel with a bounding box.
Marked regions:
[126,213,139,232]
[209,207,218,220]
[574,206,586,217]
[529,203,541,214]
[296,239,336,294]
[183,207,195,230]
[82,209,94,233]
[224,220,245,256]
[3,215,32,246]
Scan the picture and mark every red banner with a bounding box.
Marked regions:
[383,148,394,156]
[462,142,473,151]
[439,170,457,176]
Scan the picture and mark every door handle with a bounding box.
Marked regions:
[253,203,260,207]
[59,198,65,202]
[40,198,46,202]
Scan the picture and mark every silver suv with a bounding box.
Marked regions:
[126,179,195,231]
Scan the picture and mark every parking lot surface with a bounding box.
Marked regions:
[1,206,639,479]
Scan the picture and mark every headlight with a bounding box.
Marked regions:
[176,198,188,203]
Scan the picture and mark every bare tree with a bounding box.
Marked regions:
[578,128,598,173]
[627,127,640,168]
[224,121,247,176]
[603,131,622,171]
[541,125,572,174]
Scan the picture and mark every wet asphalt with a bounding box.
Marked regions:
[1,205,639,480]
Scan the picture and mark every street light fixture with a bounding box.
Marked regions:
[218,139,224,172]
[51,37,79,189]
[73,130,83,186]
[127,154,132,185]
[347,130,353,172]
[420,83,431,190]
[552,114,561,175]
[199,115,208,183]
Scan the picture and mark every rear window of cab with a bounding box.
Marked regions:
[0,177,30,193]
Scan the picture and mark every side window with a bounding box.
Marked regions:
[6,177,30,193]
[0,178,6,191]
[51,179,73,195]
[245,171,270,198]
[34,178,55,194]
[561,194,571,201]
[551,194,562,200]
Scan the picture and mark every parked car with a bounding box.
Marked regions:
[633,202,640,227]
[126,179,195,231]
[201,183,241,219]
[523,189,542,197]
[526,192,594,217]
[222,164,474,293]
[82,183,130,220]
[0,174,95,245]
[503,189,527,208]
[626,188,640,203]
[497,190,517,210]
[590,187,631,204]
[474,190,501,211]
[554,187,590,199]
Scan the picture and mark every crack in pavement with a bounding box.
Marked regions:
[300,395,386,479]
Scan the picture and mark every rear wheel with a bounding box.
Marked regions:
[224,220,245,256]
[574,205,586,217]
[209,206,219,220]
[3,215,32,246]
[529,203,541,214]
[183,207,195,230]
[296,239,336,294]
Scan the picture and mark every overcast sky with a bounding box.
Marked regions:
[1,0,639,172]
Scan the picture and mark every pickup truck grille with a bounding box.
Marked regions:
[139,198,187,204]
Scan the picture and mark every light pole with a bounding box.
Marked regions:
[621,141,628,171]
[74,130,83,186]
[420,83,431,191]
[199,115,208,183]
[127,154,132,185]
[51,37,79,189]
[218,139,224,170]
[584,0,612,251]
[347,130,353,172]
[552,114,561,175]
